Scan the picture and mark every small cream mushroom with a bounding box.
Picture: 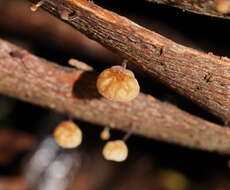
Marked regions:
[30,1,44,12]
[100,127,111,141]
[214,0,230,14]
[97,66,140,101]
[53,121,82,148]
[102,140,128,162]
[60,10,70,20]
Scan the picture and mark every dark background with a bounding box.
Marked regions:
[0,0,229,189]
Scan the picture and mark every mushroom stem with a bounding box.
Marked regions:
[122,124,134,142]
[122,131,132,142]
[122,60,128,69]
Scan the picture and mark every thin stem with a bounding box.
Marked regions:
[122,132,132,142]
[122,60,128,69]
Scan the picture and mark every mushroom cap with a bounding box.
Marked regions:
[102,140,128,162]
[54,121,82,148]
[30,4,38,11]
[215,0,230,14]
[100,128,111,141]
[97,66,140,101]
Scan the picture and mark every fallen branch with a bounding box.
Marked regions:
[28,0,230,124]
[0,39,230,154]
[146,0,230,19]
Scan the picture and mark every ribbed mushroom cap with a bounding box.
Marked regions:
[102,140,128,162]
[54,121,82,148]
[97,66,140,101]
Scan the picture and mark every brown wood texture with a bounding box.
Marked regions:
[0,39,230,154]
[28,0,230,124]
[146,0,230,19]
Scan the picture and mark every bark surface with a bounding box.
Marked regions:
[146,0,230,19]
[0,39,230,154]
[28,0,230,124]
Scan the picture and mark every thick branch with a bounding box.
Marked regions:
[146,0,230,20]
[0,39,230,154]
[28,0,230,124]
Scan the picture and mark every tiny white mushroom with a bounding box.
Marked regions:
[53,121,82,149]
[102,140,128,162]
[30,1,44,12]
[60,10,70,20]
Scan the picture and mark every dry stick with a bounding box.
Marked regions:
[27,0,230,124]
[146,0,230,19]
[1,39,230,154]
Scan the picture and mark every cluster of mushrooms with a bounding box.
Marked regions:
[30,1,140,162]
[54,64,139,162]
